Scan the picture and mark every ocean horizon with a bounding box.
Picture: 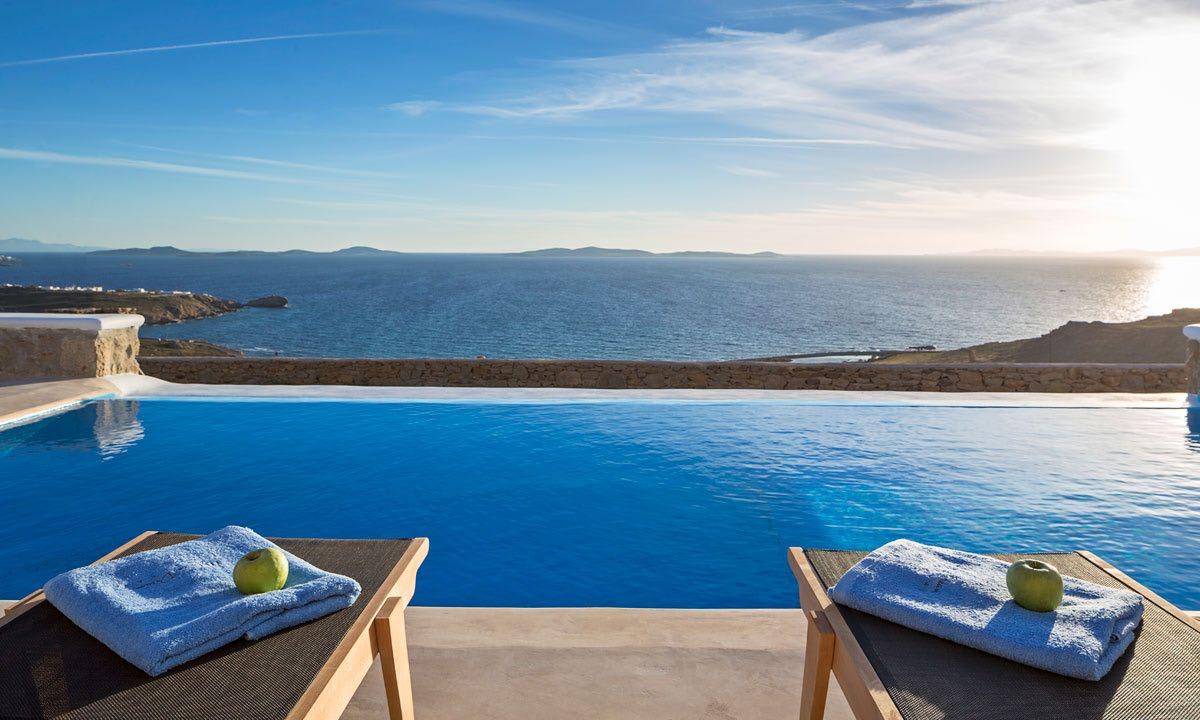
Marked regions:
[3,252,1198,360]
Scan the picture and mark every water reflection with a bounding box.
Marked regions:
[93,401,144,459]
[0,401,143,459]
[1188,408,1200,441]
[1143,257,1200,317]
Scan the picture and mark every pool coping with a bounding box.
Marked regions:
[107,374,1191,408]
[0,374,1191,430]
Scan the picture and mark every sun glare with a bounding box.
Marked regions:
[1143,256,1200,317]
[1105,32,1200,247]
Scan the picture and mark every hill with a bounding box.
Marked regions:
[72,243,787,256]
[89,245,402,257]
[516,246,654,257]
[90,245,196,257]
[0,237,105,253]
[874,308,1200,364]
[139,338,243,357]
[0,285,243,324]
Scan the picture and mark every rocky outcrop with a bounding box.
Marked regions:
[0,285,242,324]
[138,357,1187,393]
[877,308,1200,364]
[246,295,288,308]
[138,338,243,357]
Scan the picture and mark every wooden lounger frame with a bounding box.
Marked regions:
[2,531,430,720]
[787,547,1200,720]
[789,547,902,720]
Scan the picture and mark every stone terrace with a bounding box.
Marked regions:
[139,356,1189,392]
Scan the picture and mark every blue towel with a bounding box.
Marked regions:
[44,526,361,676]
[829,539,1144,681]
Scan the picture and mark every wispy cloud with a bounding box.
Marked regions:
[0,30,372,68]
[113,142,406,179]
[733,1,911,20]
[435,0,1200,151]
[721,165,779,178]
[385,100,443,117]
[651,135,909,149]
[0,146,316,184]
[905,0,996,7]
[409,0,626,38]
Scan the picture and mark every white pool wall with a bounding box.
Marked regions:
[107,374,1190,409]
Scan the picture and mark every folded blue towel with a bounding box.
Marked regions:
[44,526,361,676]
[829,539,1144,681]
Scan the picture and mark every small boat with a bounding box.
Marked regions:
[0,255,17,267]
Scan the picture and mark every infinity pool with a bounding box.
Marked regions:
[2,398,1198,608]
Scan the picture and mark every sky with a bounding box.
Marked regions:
[1,0,1199,254]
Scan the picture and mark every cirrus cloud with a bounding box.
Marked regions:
[438,0,1200,151]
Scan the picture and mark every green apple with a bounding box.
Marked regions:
[233,547,289,594]
[1006,559,1064,612]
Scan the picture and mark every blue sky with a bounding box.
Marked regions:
[2,0,1198,253]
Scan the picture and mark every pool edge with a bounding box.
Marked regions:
[0,378,121,429]
[107,374,1191,409]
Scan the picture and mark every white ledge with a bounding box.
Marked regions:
[0,312,145,331]
[1185,324,1200,341]
[105,375,1189,408]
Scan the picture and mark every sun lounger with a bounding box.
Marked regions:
[789,548,1200,720]
[0,530,429,720]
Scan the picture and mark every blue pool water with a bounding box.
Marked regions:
[2,399,1199,608]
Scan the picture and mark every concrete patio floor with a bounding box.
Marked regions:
[345,608,853,720]
[0,376,118,427]
[0,601,850,719]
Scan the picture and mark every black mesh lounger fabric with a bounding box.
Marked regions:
[804,550,1200,720]
[0,532,414,720]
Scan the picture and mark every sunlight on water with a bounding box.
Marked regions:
[1142,257,1200,316]
[5,255,1197,359]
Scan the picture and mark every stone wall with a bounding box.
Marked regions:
[138,357,1187,392]
[0,326,140,380]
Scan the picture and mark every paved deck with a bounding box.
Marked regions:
[350,608,852,720]
[0,377,119,427]
[0,602,848,719]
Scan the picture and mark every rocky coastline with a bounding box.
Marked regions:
[875,308,1200,365]
[138,338,244,357]
[3,281,1195,366]
[0,284,244,324]
[0,284,287,357]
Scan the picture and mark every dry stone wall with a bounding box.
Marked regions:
[138,357,1187,393]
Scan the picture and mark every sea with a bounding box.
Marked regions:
[3,253,1198,359]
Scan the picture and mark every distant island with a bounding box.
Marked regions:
[88,245,404,258]
[0,237,105,253]
[513,246,783,258]
[7,236,1200,257]
[94,245,784,258]
[1,238,785,258]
